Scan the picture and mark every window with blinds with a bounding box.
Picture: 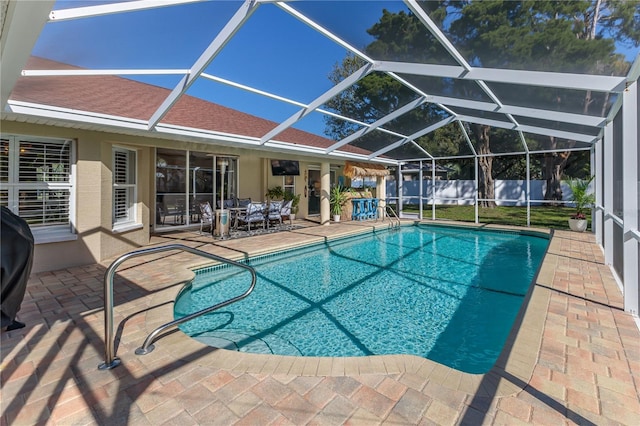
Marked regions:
[113,147,137,226]
[19,139,70,183]
[0,135,73,231]
[1,138,9,183]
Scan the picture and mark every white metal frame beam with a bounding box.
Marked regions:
[21,69,190,77]
[622,81,639,315]
[375,61,627,93]
[1,0,56,109]
[603,120,615,268]
[47,0,205,21]
[423,95,605,128]
[594,136,603,246]
[454,115,597,143]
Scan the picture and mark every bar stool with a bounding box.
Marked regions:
[351,199,365,220]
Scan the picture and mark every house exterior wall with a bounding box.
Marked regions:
[1,122,162,271]
[238,156,265,202]
[263,159,320,219]
[1,120,347,272]
[98,139,152,262]
[2,121,104,272]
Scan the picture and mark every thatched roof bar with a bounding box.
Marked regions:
[343,161,390,178]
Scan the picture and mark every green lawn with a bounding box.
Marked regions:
[395,204,590,230]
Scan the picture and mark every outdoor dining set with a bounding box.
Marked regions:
[197,197,294,237]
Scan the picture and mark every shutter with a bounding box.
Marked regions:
[113,148,136,225]
[18,138,70,183]
[113,150,129,222]
[113,188,129,220]
[19,189,71,226]
[114,150,128,185]
[0,138,9,183]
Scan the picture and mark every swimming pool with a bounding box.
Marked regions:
[174,225,549,374]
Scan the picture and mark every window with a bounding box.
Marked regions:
[113,147,137,228]
[283,175,295,196]
[0,134,74,241]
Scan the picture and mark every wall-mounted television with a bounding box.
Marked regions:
[270,159,300,176]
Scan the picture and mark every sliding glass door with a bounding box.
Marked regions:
[155,148,236,230]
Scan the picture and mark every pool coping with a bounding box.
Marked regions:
[137,220,553,399]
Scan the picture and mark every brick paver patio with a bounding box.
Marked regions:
[1,221,639,425]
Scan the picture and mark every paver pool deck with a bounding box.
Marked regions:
[1,220,639,425]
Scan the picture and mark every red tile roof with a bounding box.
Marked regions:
[10,57,370,155]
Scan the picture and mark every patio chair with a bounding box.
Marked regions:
[156,202,166,225]
[198,201,214,234]
[280,200,293,225]
[236,202,266,232]
[174,197,186,224]
[217,198,236,209]
[237,198,251,208]
[162,198,185,225]
[267,200,282,228]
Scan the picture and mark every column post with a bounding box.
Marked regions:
[320,162,331,225]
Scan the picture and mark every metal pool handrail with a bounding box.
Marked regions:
[384,205,401,229]
[98,244,257,371]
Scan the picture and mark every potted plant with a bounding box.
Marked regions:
[265,185,284,201]
[284,191,301,220]
[330,186,349,222]
[566,176,595,232]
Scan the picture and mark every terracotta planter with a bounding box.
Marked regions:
[568,218,588,232]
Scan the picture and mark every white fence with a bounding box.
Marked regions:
[386,180,586,206]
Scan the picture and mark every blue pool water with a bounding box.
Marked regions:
[174,225,548,373]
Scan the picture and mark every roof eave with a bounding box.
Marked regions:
[3,100,400,164]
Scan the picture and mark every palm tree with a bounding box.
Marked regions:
[566,176,595,220]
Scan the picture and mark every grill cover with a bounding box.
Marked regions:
[1,207,34,328]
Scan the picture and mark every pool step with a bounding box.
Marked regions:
[194,329,303,356]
